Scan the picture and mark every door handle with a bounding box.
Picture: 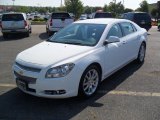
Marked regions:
[122,41,126,44]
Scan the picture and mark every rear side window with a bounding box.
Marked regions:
[107,24,123,39]
[134,13,151,22]
[2,14,24,21]
[52,13,71,19]
[120,22,135,36]
[95,13,112,18]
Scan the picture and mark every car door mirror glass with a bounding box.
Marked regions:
[104,36,120,45]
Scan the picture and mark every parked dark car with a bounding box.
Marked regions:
[121,12,152,31]
[92,12,113,18]
[158,19,160,31]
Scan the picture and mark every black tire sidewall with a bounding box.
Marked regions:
[78,65,101,98]
[137,43,146,63]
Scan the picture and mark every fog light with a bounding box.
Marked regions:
[44,90,66,95]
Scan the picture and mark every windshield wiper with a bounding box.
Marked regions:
[64,42,83,45]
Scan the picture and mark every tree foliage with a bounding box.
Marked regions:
[124,8,133,13]
[151,8,158,20]
[84,6,92,14]
[65,0,83,19]
[108,2,124,17]
[139,0,149,13]
[103,4,108,12]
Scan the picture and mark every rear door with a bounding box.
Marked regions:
[2,14,25,29]
[51,13,73,28]
[119,22,139,61]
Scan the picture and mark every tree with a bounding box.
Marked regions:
[151,8,158,20]
[84,6,92,14]
[103,4,108,12]
[108,2,124,17]
[139,0,149,13]
[15,6,29,13]
[124,8,133,13]
[65,0,84,19]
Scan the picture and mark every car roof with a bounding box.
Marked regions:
[124,12,148,14]
[75,18,129,24]
[2,12,25,15]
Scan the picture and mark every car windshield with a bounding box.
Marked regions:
[47,23,106,46]
[95,13,112,18]
[2,14,24,21]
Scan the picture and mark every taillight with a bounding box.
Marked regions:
[24,20,27,27]
[50,19,53,26]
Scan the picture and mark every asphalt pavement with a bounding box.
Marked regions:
[0,25,160,120]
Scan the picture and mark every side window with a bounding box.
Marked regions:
[131,23,137,32]
[123,14,128,19]
[127,14,133,20]
[120,22,135,36]
[107,24,123,39]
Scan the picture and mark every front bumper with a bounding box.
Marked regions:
[12,63,82,98]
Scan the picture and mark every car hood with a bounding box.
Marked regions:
[16,41,93,67]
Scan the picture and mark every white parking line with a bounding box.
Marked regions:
[1,83,160,97]
[0,83,16,88]
[98,90,160,97]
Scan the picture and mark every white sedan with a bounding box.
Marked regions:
[13,18,147,98]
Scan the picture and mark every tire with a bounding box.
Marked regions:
[158,26,160,31]
[3,33,8,39]
[48,31,52,37]
[136,43,146,63]
[78,65,101,98]
[25,31,30,37]
[29,27,32,33]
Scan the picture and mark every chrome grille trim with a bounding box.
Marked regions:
[15,62,41,72]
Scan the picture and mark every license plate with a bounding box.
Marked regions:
[16,80,26,90]
[11,30,16,32]
[141,21,145,24]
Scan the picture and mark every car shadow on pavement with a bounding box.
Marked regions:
[0,34,27,42]
[39,32,48,40]
[0,61,143,120]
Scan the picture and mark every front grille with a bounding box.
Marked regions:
[16,62,41,72]
[14,71,36,84]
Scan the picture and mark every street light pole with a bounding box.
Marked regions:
[12,0,15,11]
[122,0,124,7]
[113,0,116,17]
[60,0,62,7]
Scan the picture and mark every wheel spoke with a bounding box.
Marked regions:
[84,85,89,91]
[82,68,99,95]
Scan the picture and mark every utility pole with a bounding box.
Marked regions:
[60,0,63,7]
[113,0,116,17]
[12,0,15,11]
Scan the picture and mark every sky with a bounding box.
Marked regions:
[0,0,159,10]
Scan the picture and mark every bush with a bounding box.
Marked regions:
[32,18,45,22]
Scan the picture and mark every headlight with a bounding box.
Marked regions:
[45,63,75,78]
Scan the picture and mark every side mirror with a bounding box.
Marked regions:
[103,36,120,45]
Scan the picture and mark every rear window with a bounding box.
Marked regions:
[2,14,24,21]
[94,13,113,18]
[52,13,71,19]
[134,13,151,22]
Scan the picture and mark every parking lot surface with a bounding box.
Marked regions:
[0,25,160,120]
